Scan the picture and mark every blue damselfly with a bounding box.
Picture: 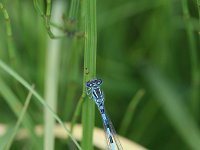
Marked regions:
[86,79,123,150]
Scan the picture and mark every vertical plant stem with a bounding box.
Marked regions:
[5,85,34,150]
[43,1,64,150]
[182,0,199,118]
[81,0,97,149]
[69,0,80,20]
[0,3,16,65]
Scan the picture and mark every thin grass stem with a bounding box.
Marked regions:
[0,77,40,148]
[70,94,85,133]
[119,89,145,135]
[69,0,80,20]
[33,0,64,38]
[5,85,34,150]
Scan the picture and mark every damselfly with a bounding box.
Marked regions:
[86,79,123,150]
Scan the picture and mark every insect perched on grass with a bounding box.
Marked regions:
[86,79,123,150]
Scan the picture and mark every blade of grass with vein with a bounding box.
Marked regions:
[5,85,34,150]
[119,89,145,135]
[69,0,80,20]
[81,0,97,148]
[0,60,82,150]
[143,67,200,150]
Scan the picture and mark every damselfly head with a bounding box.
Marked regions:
[86,79,102,87]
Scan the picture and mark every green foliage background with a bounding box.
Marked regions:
[0,0,200,149]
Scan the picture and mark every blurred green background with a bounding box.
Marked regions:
[0,0,200,149]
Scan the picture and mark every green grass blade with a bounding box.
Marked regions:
[144,67,200,150]
[0,60,82,150]
[5,85,34,150]
[69,0,80,20]
[119,89,145,135]
[0,127,13,150]
[0,78,40,149]
[182,0,199,117]
[81,0,97,148]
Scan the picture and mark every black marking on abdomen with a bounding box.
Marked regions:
[109,136,114,143]
[100,108,104,113]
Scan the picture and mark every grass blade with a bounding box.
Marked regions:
[0,60,82,150]
[119,89,145,135]
[0,78,40,149]
[5,85,34,150]
[144,67,200,150]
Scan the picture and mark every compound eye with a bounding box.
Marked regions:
[98,79,102,85]
[86,82,92,87]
